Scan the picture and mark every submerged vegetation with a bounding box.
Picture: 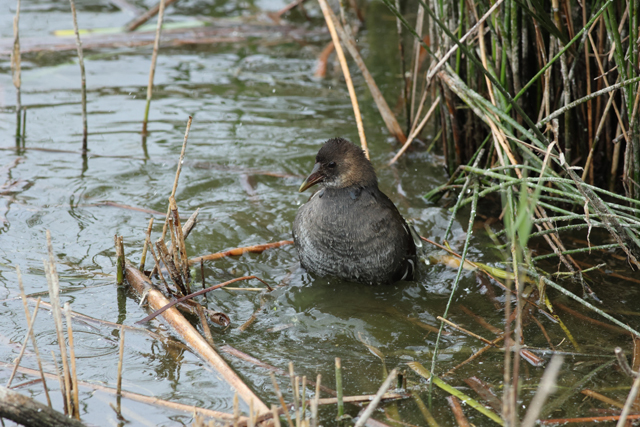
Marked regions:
[2,0,640,425]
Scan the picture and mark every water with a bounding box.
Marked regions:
[1,1,640,426]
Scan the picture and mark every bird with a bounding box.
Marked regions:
[292,137,418,285]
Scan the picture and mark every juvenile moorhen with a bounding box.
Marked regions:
[292,138,417,285]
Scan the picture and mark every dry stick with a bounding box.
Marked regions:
[6,298,41,388]
[142,0,166,134]
[11,0,21,138]
[64,303,80,419]
[126,0,179,32]
[16,266,51,407]
[317,0,368,158]
[124,264,269,413]
[69,0,88,152]
[139,217,154,271]
[353,369,397,427]
[189,240,293,265]
[45,231,73,414]
[0,362,244,423]
[150,116,192,277]
[116,327,125,417]
[388,95,440,164]
[324,5,406,144]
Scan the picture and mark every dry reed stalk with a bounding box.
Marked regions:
[189,240,292,265]
[142,0,166,134]
[334,357,344,418]
[353,369,397,427]
[69,0,88,152]
[49,350,68,415]
[270,373,294,427]
[316,0,368,158]
[124,263,269,413]
[324,5,406,144]
[389,95,440,164]
[156,239,187,294]
[64,303,80,419]
[2,361,243,423]
[409,5,424,123]
[116,327,125,414]
[11,0,21,138]
[148,240,171,292]
[288,363,299,425]
[126,0,179,31]
[521,355,563,427]
[170,196,190,289]
[16,266,51,407]
[150,117,192,277]
[427,0,505,81]
[115,235,124,285]
[45,231,73,414]
[311,374,320,427]
[272,405,282,427]
[5,298,41,388]
[139,217,154,271]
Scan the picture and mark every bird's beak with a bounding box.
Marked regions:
[299,163,323,192]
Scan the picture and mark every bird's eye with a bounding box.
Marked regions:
[327,161,336,168]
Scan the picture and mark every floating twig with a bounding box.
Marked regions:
[126,0,180,32]
[189,240,293,265]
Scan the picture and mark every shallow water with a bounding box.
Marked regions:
[1,1,640,426]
